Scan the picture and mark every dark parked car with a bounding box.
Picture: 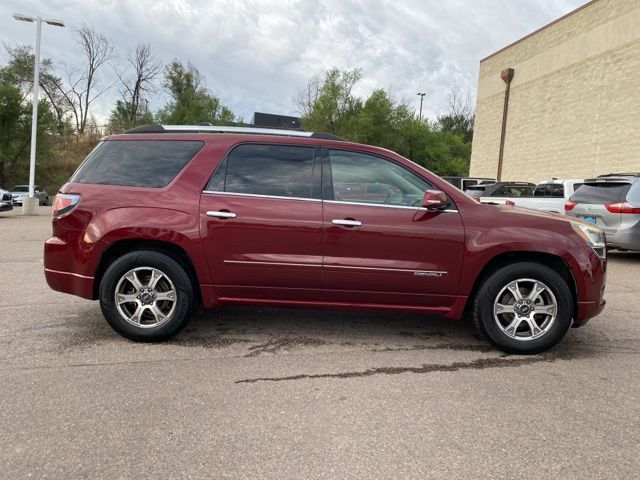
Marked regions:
[565,173,640,250]
[0,188,13,212]
[44,125,607,354]
[464,181,536,198]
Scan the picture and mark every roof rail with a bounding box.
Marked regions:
[124,124,344,141]
[597,172,640,177]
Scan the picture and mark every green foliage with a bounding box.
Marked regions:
[0,58,58,188]
[107,100,155,133]
[156,60,235,125]
[301,68,472,176]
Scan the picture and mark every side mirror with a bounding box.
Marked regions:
[422,189,448,210]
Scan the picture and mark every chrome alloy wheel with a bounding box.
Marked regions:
[493,278,557,341]
[115,267,177,328]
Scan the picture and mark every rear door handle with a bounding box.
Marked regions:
[332,219,362,227]
[207,210,237,219]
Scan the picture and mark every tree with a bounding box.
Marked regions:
[156,60,235,125]
[64,25,114,133]
[0,65,57,187]
[111,43,161,130]
[293,73,321,117]
[299,67,471,176]
[4,45,71,128]
[436,88,475,143]
[301,67,363,134]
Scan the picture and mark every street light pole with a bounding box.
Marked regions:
[13,13,65,215]
[417,92,426,121]
[28,18,42,204]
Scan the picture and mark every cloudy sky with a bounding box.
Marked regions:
[1,0,585,124]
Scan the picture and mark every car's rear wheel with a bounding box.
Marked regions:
[99,250,195,341]
[472,262,573,354]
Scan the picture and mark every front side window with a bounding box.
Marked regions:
[329,150,431,207]
[207,144,316,199]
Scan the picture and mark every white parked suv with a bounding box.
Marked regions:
[480,179,584,214]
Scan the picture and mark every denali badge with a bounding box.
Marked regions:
[414,271,447,278]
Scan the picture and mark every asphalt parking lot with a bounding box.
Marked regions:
[1,206,639,479]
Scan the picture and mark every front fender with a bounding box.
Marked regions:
[459,225,598,298]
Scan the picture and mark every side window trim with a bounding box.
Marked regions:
[203,142,322,201]
[322,147,457,211]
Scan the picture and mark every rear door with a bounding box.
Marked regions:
[199,143,323,300]
[321,148,464,308]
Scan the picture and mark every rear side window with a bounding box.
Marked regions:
[207,144,316,199]
[71,140,203,187]
[534,183,564,197]
[495,185,535,197]
[571,182,632,203]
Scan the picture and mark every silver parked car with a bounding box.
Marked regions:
[10,185,50,206]
[565,173,640,250]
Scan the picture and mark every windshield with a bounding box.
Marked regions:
[12,186,28,192]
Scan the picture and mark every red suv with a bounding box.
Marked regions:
[45,125,607,353]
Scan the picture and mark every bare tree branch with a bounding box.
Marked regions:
[64,25,114,133]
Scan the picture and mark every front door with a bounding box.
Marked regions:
[200,143,323,300]
[322,148,465,308]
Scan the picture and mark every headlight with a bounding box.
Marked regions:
[571,221,606,259]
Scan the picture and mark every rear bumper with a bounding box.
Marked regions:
[44,235,96,300]
[44,267,94,299]
[606,228,640,251]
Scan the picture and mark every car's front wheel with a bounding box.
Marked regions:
[99,250,195,341]
[472,262,573,354]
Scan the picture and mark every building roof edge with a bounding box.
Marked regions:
[480,0,600,63]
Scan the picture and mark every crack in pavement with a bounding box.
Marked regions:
[235,354,557,384]
[244,337,327,357]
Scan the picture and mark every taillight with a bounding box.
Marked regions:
[605,201,640,214]
[52,193,80,217]
[564,200,577,211]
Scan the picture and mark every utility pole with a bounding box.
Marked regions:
[417,92,426,121]
[13,13,65,215]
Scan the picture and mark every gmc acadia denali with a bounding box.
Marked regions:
[44,125,607,354]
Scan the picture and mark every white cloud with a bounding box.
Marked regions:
[1,0,585,124]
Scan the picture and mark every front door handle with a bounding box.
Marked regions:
[332,218,362,227]
[207,210,237,219]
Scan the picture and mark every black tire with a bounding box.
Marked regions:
[471,262,573,354]
[99,250,195,342]
[43,196,49,206]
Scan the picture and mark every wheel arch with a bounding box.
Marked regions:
[93,238,201,304]
[464,251,577,318]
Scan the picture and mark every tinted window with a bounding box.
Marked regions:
[496,185,535,197]
[534,183,564,197]
[210,144,316,199]
[71,140,203,187]
[465,187,486,197]
[329,150,431,206]
[571,182,632,203]
[12,186,28,192]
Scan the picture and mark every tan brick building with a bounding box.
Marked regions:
[470,0,640,183]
